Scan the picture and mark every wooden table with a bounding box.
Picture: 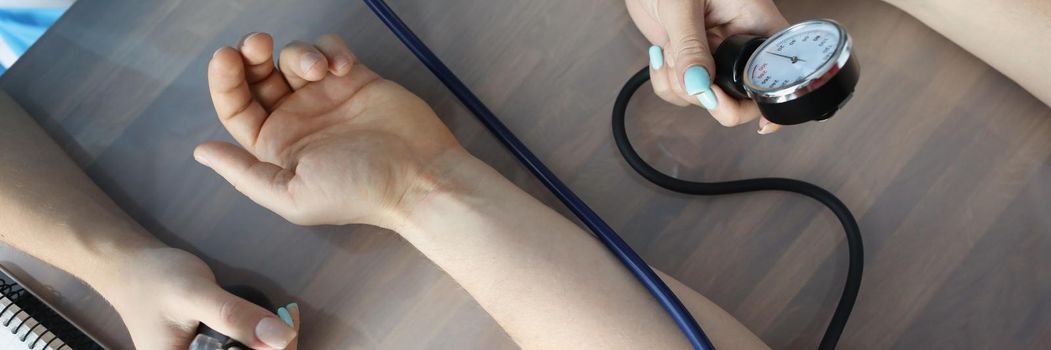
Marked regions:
[1,0,1049,348]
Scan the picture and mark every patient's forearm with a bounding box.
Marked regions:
[885,0,1051,105]
[392,151,766,349]
[0,94,163,297]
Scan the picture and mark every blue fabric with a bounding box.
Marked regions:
[0,8,66,65]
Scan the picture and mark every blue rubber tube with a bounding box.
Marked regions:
[362,1,715,349]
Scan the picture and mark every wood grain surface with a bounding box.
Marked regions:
[1,0,1048,349]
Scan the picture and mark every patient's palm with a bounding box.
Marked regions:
[257,68,461,225]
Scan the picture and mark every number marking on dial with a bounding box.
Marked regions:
[749,24,841,91]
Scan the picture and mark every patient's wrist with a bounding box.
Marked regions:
[381,147,492,234]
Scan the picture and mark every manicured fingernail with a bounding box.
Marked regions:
[300,52,322,74]
[277,307,294,327]
[697,91,718,110]
[256,316,296,349]
[287,302,299,311]
[758,121,775,134]
[648,45,663,70]
[684,66,712,96]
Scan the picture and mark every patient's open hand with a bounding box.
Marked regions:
[196,33,464,228]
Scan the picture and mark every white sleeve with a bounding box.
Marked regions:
[0,0,74,8]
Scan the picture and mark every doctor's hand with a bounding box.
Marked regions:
[103,247,300,350]
[626,0,789,134]
[196,32,464,229]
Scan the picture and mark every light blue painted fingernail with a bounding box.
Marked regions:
[697,91,718,110]
[648,45,663,70]
[287,302,299,311]
[277,307,294,327]
[684,66,712,96]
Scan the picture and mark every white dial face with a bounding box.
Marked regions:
[747,21,841,91]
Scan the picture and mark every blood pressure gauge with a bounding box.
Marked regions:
[714,19,859,125]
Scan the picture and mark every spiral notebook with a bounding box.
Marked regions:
[0,264,105,350]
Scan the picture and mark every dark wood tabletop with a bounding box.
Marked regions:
[1,0,1049,349]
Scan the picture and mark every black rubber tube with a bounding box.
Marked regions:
[613,67,863,350]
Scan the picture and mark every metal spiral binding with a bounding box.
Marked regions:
[0,272,103,350]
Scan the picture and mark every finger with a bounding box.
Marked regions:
[209,46,269,149]
[289,303,300,332]
[662,52,700,107]
[657,0,718,110]
[649,45,690,107]
[314,34,357,77]
[191,284,296,350]
[626,0,664,42]
[706,85,761,127]
[758,117,783,135]
[240,32,292,110]
[194,141,295,216]
[278,41,328,90]
[653,65,690,107]
[278,303,301,350]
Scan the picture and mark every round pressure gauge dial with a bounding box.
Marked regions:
[714,19,859,125]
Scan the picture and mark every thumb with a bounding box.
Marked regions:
[194,141,295,217]
[659,0,718,110]
[191,283,297,349]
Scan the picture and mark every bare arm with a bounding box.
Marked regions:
[0,92,298,349]
[197,33,766,349]
[885,0,1051,105]
[394,152,765,349]
[0,92,160,297]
